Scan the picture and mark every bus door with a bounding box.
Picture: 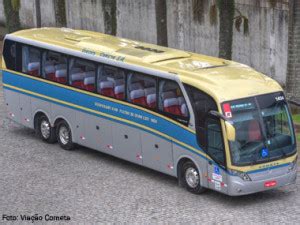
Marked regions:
[206,117,228,193]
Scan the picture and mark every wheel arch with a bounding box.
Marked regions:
[33,110,51,129]
[176,155,205,186]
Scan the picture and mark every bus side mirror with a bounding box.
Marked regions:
[225,121,236,141]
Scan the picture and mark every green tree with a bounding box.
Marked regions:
[3,0,21,33]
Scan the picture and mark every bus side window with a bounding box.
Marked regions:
[21,46,41,77]
[42,50,67,83]
[97,65,125,100]
[184,85,218,149]
[206,118,225,165]
[127,72,157,108]
[3,40,16,70]
[158,79,189,119]
[69,57,96,91]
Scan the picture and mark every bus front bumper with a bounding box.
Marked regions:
[227,169,297,196]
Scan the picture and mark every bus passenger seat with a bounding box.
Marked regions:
[164,98,182,116]
[181,103,188,117]
[130,89,147,106]
[147,94,156,108]
[177,96,186,106]
[55,64,67,70]
[130,82,143,91]
[71,72,85,88]
[248,120,262,142]
[114,85,125,100]
[145,87,155,96]
[115,79,124,86]
[83,77,95,91]
[45,65,56,81]
[99,81,114,97]
[84,71,95,78]
[162,91,176,100]
[28,62,40,76]
[55,69,67,83]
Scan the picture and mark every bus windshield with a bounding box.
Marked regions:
[223,92,296,166]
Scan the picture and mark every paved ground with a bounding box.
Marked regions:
[0,73,299,224]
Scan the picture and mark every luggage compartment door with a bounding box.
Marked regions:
[112,123,142,165]
[141,132,174,175]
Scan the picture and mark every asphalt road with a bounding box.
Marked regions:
[0,73,299,224]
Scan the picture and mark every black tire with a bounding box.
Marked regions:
[56,120,75,150]
[36,115,56,143]
[180,161,206,194]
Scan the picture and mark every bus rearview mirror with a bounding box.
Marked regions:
[225,121,236,141]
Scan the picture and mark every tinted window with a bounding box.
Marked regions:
[3,40,16,70]
[21,45,41,77]
[206,118,225,165]
[159,79,189,118]
[127,72,156,108]
[97,65,125,99]
[42,50,67,83]
[69,58,96,91]
[185,85,218,148]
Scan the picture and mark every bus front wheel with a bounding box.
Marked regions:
[37,115,56,143]
[56,120,75,151]
[180,161,206,194]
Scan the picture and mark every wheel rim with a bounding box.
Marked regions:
[40,120,51,139]
[185,167,200,188]
[59,126,70,145]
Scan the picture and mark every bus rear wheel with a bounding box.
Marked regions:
[180,161,206,194]
[56,120,75,151]
[37,115,56,143]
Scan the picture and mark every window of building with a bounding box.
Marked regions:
[127,72,157,108]
[42,50,68,83]
[21,45,41,77]
[69,57,96,91]
[97,65,125,99]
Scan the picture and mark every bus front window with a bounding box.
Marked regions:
[223,93,296,166]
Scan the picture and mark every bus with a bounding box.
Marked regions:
[1,28,297,196]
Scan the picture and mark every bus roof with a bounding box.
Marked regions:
[7,28,282,103]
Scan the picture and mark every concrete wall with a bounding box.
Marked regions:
[40,0,56,27]
[0,0,4,25]
[0,0,292,86]
[232,0,289,85]
[65,0,105,32]
[167,0,219,57]
[116,0,157,44]
[286,0,300,101]
[19,0,36,28]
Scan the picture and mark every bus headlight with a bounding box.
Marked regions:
[229,169,252,181]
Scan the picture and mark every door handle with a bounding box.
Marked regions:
[124,134,128,139]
